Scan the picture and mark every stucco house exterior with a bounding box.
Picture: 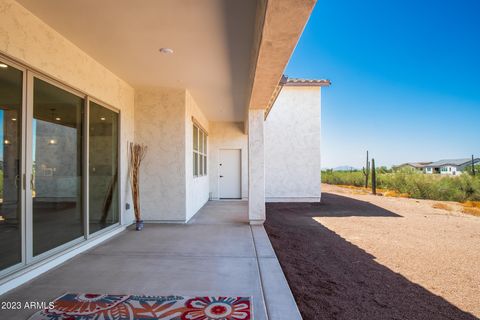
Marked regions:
[395,159,479,175]
[424,158,480,175]
[0,0,327,309]
[393,162,433,172]
[136,77,328,224]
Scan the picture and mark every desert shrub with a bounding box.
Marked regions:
[321,170,365,187]
[464,164,480,176]
[322,170,480,202]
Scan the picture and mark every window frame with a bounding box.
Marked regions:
[193,122,207,178]
[87,98,121,236]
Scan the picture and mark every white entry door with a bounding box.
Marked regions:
[219,149,241,199]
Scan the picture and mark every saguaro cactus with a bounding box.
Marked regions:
[362,151,370,188]
[371,158,377,195]
[472,155,476,176]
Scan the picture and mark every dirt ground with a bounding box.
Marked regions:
[264,184,480,320]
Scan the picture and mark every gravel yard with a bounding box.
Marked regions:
[265,184,480,320]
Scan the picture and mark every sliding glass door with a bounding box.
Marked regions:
[30,77,84,257]
[89,101,119,234]
[0,55,120,277]
[0,60,24,272]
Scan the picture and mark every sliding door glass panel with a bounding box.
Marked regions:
[89,102,119,234]
[0,62,23,271]
[32,78,83,256]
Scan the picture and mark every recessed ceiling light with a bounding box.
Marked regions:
[49,139,57,145]
[100,117,106,121]
[159,48,174,54]
[4,139,10,145]
[0,63,8,68]
[11,118,16,121]
[55,117,61,121]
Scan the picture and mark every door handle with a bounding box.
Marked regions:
[220,175,224,178]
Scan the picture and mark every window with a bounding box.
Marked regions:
[193,123,207,177]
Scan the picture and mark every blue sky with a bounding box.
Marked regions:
[285,0,480,168]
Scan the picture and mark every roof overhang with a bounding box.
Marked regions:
[284,78,331,87]
[16,0,318,127]
[16,0,259,122]
[245,0,317,131]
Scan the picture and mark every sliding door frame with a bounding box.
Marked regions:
[86,97,121,239]
[25,71,87,264]
[0,56,28,278]
[0,52,123,280]
[83,96,90,238]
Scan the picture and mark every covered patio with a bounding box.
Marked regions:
[0,201,301,319]
[0,1,320,318]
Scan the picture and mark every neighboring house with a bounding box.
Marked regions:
[394,162,432,172]
[0,0,326,295]
[424,158,480,175]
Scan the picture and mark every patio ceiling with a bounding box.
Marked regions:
[16,0,258,121]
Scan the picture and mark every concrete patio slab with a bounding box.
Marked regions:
[0,201,300,320]
[92,224,256,258]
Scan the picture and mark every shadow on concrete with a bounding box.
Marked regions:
[265,201,477,320]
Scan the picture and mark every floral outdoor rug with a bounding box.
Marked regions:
[28,293,252,320]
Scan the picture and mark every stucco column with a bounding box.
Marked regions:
[248,109,266,224]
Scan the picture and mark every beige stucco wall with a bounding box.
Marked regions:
[265,86,322,201]
[208,122,248,199]
[248,109,266,221]
[134,88,209,222]
[185,90,209,221]
[0,0,135,223]
[134,87,187,221]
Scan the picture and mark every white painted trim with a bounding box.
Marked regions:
[0,225,126,296]
[266,197,321,203]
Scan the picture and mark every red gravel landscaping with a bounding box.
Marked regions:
[264,192,477,320]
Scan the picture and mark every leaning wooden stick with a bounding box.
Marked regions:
[101,170,118,225]
[128,142,148,225]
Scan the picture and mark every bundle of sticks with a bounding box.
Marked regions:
[128,142,148,222]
